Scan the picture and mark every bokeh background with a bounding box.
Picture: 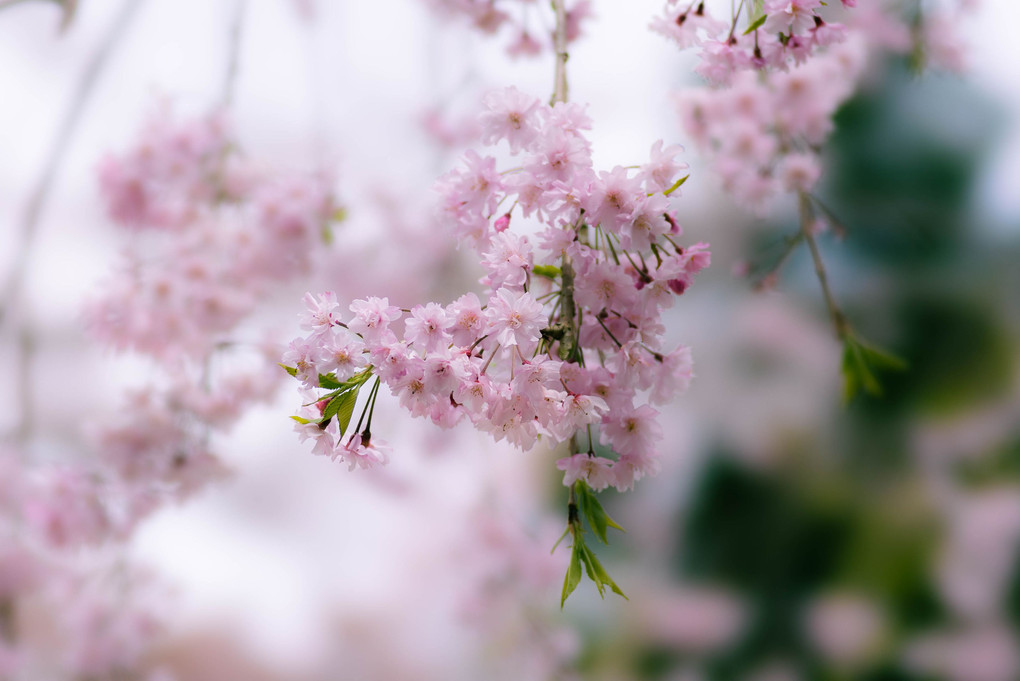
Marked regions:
[2,0,1020,679]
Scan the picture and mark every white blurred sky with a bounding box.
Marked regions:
[1,0,1019,672]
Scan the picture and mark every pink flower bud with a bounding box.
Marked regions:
[493,212,512,232]
[664,211,682,235]
[668,276,690,295]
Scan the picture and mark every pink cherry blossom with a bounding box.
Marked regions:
[485,288,545,350]
[479,86,542,152]
[405,302,453,352]
[556,453,616,491]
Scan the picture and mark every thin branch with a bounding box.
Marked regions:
[0,598,15,646]
[551,0,569,105]
[2,0,144,324]
[594,314,624,349]
[807,192,848,240]
[750,231,803,290]
[2,0,144,444]
[220,0,247,109]
[726,0,746,42]
[798,191,849,339]
[555,0,577,364]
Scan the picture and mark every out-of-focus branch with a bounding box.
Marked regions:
[551,0,568,105]
[0,598,15,643]
[220,0,247,109]
[2,0,144,325]
[3,0,144,443]
[0,0,79,30]
[798,191,849,340]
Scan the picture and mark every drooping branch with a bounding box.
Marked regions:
[798,191,849,340]
[220,0,247,109]
[551,0,569,105]
[2,0,144,443]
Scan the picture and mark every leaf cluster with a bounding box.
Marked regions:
[281,365,374,439]
[559,481,627,607]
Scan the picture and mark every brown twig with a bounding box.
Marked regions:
[799,191,850,339]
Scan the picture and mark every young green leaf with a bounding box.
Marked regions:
[583,544,627,600]
[577,540,605,598]
[551,525,571,554]
[532,264,561,280]
[335,391,360,437]
[841,335,908,402]
[348,367,374,386]
[318,373,344,390]
[322,388,360,437]
[743,13,767,34]
[577,481,625,545]
[561,537,584,608]
[663,174,690,196]
[302,388,342,408]
[279,364,298,377]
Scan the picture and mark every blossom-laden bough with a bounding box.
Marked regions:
[283,0,710,604]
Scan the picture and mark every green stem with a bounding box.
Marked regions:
[595,314,624,349]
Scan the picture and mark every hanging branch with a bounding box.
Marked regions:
[220,0,247,110]
[2,0,145,443]
[797,192,906,400]
[798,191,849,340]
[551,0,569,105]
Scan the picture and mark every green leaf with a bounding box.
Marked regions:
[582,542,628,600]
[335,393,359,437]
[561,538,584,608]
[302,388,342,408]
[290,415,312,425]
[551,525,570,554]
[577,540,605,598]
[323,388,360,437]
[743,13,767,34]
[279,363,298,377]
[578,481,625,545]
[319,373,344,390]
[532,264,561,280]
[662,174,690,196]
[348,367,375,387]
[841,336,908,402]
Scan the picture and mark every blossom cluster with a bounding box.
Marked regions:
[652,0,863,209]
[84,106,341,502]
[652,0,856,85]
[677,39,867,207]
[0,105,346,679]
[656,0,973,210]
[285,86,708,493]
[89,106,338,359]
[0,452,166,680]
[423,0,593,58]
